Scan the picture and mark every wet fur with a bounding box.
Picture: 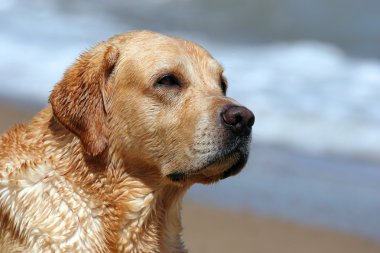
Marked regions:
[0,31,249,252]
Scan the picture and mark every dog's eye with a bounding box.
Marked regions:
[221,76,228,95]
[156,74,181,88]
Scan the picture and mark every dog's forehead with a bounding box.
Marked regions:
[113,31,223,77]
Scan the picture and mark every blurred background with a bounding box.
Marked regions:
[1,0,379,252]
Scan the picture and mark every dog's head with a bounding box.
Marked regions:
[50,31,254,185]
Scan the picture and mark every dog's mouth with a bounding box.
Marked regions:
[167,140,250,183]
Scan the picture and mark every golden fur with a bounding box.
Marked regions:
[0,30,253,252]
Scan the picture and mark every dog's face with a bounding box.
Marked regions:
[50,31,254,185]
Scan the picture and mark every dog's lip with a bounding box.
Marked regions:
[199,152,241,177]
[167,135,251,182]
[167,148,247,182]
[167,171,188,182]
[220,152,248,179]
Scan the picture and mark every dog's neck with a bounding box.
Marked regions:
[46,115,189,252]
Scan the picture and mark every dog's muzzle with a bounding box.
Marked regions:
[167,105,255,183]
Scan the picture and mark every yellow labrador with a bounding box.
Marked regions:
[0,30,254,252]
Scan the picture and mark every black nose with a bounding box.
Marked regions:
[221,105,255,136]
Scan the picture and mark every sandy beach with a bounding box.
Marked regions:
[1,101,380,253]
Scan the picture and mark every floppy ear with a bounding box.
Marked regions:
[49,44,119,156]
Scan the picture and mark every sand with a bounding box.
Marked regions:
[182,201,380,253]
[1,100,380,253]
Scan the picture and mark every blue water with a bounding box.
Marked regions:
[189,144,380,241]
[1,0,379,241]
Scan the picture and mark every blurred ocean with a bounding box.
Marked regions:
[1,0,379,241]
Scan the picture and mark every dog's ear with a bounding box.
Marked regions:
[49,44,119,156]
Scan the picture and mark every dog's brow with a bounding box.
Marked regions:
[212,61,224,74]
[219,65,224,73]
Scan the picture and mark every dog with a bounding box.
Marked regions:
[0,30,254,252]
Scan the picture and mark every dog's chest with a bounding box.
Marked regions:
[0,163,107,252]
